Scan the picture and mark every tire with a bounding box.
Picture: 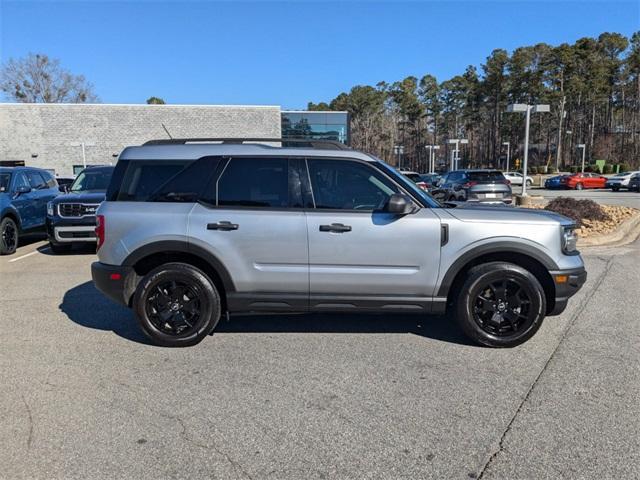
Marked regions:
[49,242,72,254]
[133,262,221,347]
[0,217,18,255]
[526,179,532,187]
[612,186,620,192]
[575,183,584,191]
[454,262,546,348]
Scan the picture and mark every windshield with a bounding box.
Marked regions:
[615,172,632,177]
[70,169,113,192]
[376,160,441,207]
[0,173,10,193]
[468,171,506,182]
[404,173,422,182]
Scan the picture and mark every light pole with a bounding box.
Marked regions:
[447,139,468,171]
[69,142,96,169]
[425,145,440,173]
[502,142,510,171]
[577,144,586,173]
[393,145,404,169]
[506,104,550,196]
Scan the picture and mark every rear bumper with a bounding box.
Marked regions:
[91,262,136,307]
[548,266,587,316]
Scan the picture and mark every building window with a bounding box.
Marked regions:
[281,111,350,145]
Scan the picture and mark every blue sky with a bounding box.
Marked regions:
[1,1,638,108]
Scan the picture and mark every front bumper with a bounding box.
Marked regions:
[47,216,97,244]
[91,262,136,307]
[548,266,588,316]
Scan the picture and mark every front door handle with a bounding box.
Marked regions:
[319,223,352,233]
[207,221,239,231]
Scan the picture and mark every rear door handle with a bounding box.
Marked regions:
[319,223,352,233]
[207,221,239,231]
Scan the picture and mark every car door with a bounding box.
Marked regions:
[188,156,309,310]
[11,172,39,229]
[304,158,442,310]
[25,170,49,227]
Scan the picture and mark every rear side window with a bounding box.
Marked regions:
[467,171,506,183]
[217,158,289,208]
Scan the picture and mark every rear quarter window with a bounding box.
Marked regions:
[107,158,220,202]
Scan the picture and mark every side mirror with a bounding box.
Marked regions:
[15,185,31,196]
[385,193,415,215]
[58,185,69,193]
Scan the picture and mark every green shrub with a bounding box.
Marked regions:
[603,164,613,174]
[545,197,609,226]
[529,166,538,174]
[570,166,579,173]
[548,166,557,174]
[619,163,631,172]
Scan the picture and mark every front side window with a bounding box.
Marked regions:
[307,159,399,210]
[217,158,289,208]
[26,171,46,189]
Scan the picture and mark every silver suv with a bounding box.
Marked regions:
[91,139,586,348]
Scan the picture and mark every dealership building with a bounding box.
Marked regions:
[0,103,349,176]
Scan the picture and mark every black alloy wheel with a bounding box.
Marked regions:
[134,262,221,347]
[146,280,202,336]
[0,217,18,255]
[472,278,534,337]
[455,261,546,347]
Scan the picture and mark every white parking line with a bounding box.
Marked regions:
[8,247,49,263]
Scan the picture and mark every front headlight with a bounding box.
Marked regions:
[47,202,54,216]
[561,226,578,254]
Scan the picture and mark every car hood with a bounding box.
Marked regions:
[443,203,574,226]
[51,191,106,205]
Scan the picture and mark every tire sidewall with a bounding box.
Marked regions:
[133,263,220,347]
[456,263,546,347]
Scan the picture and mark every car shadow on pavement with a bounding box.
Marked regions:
[60,281,152,345]
[219,312,473,346]
[38,243,96,256]
[61,281,473,347]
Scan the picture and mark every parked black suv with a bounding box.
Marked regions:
[46,166,114,253]
[432,169,512,204]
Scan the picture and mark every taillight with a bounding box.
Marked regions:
[504,179,511,185]
[462,181,478,188]
[417,182,428,191]
[95,214,105,251]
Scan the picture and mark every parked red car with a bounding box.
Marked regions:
[560,172,607,190]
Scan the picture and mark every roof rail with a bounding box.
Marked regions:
[142,138,352,150]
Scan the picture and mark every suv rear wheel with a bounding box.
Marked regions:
[454,262,546,347]
[133,262,221,347]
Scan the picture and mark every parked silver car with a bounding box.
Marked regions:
[92,139,586,348]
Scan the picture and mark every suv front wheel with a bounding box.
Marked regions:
[454,262,546,347]
[133,262,221,347]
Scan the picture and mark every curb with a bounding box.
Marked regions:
[577,211,640,248]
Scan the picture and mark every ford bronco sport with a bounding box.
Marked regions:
[91,138,586,348]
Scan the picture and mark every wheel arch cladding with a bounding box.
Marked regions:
[438,244,557,315]
[122,241,235,309]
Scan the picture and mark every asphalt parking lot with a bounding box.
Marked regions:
[1,231,638,480]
